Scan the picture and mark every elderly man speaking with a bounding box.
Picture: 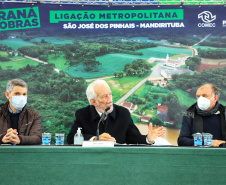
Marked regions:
[67,80,165,144]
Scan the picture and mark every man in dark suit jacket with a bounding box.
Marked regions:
[178,84,226,147]
[67,80,165,144]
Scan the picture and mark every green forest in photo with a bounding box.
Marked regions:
[0,27,226,144]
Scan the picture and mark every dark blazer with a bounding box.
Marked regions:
[67,104,147,144]
[178,103,226,146]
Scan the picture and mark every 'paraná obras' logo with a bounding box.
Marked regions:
[198,11,216,23]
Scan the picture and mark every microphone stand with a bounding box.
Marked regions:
[96,107,110,141]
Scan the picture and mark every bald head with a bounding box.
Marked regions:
[197,84,219,97]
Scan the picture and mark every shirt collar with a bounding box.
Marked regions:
[95,108,102,117]
[8,106,21,114]
[90,105,116,121]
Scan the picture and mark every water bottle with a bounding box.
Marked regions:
[74,127,84,145]
[192,133,202,146]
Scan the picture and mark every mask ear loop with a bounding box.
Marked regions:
[209,95,216,108]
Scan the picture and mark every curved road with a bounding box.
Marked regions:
[24,55,60,73]
[115,64,162,105]
[192,33,211,56]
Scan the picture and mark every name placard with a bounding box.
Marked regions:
[82,141,114,147]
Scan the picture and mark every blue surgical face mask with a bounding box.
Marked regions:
[11,96,27,111]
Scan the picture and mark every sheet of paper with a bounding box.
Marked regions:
[153,137,172,146]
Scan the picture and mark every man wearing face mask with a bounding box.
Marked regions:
[67,80,165,144]
[178,84,226,147]
[0,79,42,145]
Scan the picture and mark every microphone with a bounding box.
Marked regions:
[96,107,110,141]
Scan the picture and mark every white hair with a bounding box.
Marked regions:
[86,80,110,104]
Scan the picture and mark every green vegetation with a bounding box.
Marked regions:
[171,67,226,101]
[147,31,202,46]
[127,85,171,119]
[124,59,151,77]
[0,44,12,62]
[150,87,170,94]
[48,54,70,70]
[165,94,184,128]
[135,84,152,98]
[150,63,157,68]
[113,71,124,78]
[64,53,147,79]
[199,36,226,48]
[185,56,201,71]
[138,46,192,58]
[0,55,9,61]
[30,37,73,45]
[172,89,196,107]
[146,109,157,118]
[0,64,88,143]
[0,51,9,57]
[194,46,225,50]
[150,117,164,126]
[106,75,150,102]
[180,65,187,68]
[0,44,40,70]
[124,80,205,128]
[64,41,156,66]
[1,37,191,80]
[17,41,157,76]
[1,38,34,50]
[198,48,226,59]
[131,115,142,123]
[64,45,191,79]
[0,58,39,70]
[18,45,53,58]
[1,33,224,138]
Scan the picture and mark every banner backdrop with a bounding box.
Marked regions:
[0,3,225,145]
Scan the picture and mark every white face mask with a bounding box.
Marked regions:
[197,96,214,111]
[11,96,27,111]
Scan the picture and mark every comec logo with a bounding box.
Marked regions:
[198,11,216,27]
